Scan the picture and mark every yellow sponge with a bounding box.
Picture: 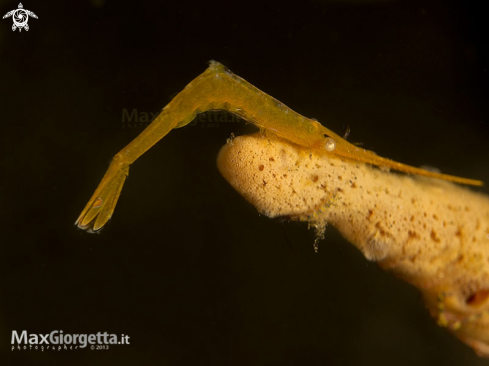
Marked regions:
[218,132,489,357]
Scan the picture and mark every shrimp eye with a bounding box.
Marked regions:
[325,137,336,152]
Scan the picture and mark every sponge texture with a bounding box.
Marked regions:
[217,132,489,356]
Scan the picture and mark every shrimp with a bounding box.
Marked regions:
[75,61,482,232]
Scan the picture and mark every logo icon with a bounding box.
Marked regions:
[3,3,38,32]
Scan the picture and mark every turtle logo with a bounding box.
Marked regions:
[3,3,38,32]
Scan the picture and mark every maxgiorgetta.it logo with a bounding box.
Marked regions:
[3,3,38,32]
[11,330,130,351]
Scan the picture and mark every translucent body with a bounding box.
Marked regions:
[76,61,482,231]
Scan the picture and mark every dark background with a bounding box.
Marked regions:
[1,0,488,365]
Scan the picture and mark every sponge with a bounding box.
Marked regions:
[217,132,489,357]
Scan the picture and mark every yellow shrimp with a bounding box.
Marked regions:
[76,61,482,232]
